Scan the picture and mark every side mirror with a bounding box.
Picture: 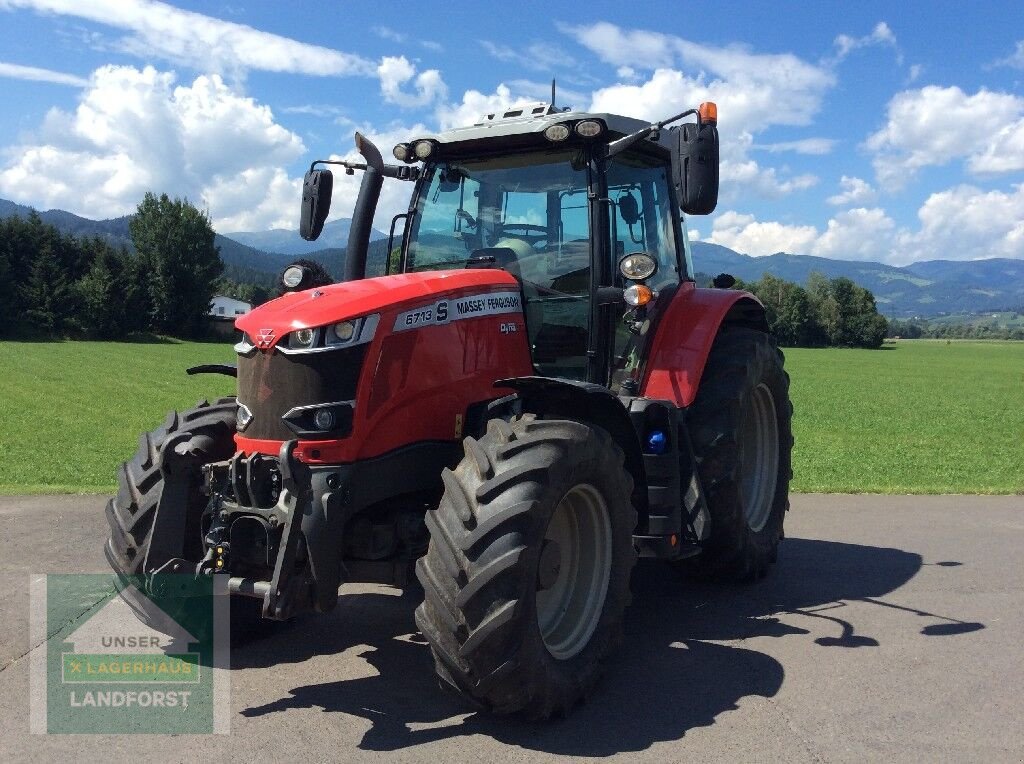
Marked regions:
[672,122,719,215]
[299,168,333,241]
[618,192,640,225]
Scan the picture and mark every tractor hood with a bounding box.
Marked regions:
[235,269,520,349]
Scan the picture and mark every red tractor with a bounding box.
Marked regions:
[106,100,792,718]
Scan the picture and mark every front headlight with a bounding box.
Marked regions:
[289,327,316,348]
[313,408,335,430]
[413,140,435,160]
[619,252,658,281]
[543,124,570,142]
[329,320,357,343]
[277,314,380,354]
[282,265,307,289]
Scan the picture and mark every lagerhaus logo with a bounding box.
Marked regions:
[30,572,230,734]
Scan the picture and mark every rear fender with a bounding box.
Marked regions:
[640,282,768,407]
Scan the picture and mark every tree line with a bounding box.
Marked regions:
[887,316,1024,341]
[0,194,225,339]
[2,194,889,348]
[711,271,889,348]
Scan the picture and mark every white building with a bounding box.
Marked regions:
[208,294,252,318]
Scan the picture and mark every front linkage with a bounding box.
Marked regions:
[145,439,337,621]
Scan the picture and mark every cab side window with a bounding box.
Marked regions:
[607,156,681,292]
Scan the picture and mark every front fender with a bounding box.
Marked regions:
[640,282,767,407]
[493,376,646,511]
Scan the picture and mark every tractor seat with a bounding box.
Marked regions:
[466,246,522,278]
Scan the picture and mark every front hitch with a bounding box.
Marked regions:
[145,440,349,621]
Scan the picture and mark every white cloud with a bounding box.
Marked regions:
[377,56,447,108]
[718,132,817,200]
[0,65,305,229]
[721,158,818,200]
[0,60,88,86]
[372,25,406,44]
[896,184,1024,262]
[707,185,1024,265]
[754,138,837,155]
[324,122,430,231]
[827,176,877,206]
[589,70,824,200]
[0,0,375,79]
[479,40,579,73]
[994,40,1024,70]
[435,84,536,131]
[562,25,832,204]
[865,85,1024,186]
[706,207,898,262]
[206,167,299,232]
[969,120,1024,174]
[707,211,818,256]
[812,207,896,260]
[281,104,346,117]
[832,21,900,63]
[569,25,834,132]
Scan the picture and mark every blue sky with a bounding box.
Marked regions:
[1,0,1022,265]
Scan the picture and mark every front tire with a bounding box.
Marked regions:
[104,398,237,575]
[415,415,636,718]
[104,398,273,640]
[683,328,793,581]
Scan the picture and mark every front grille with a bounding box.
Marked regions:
[237,345,367,441]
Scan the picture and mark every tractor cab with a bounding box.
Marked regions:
[300,101,720,387]
[400,135,680,383]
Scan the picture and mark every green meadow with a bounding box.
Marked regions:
[1,339,1021,494]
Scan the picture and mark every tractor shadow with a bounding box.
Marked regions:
[237,538,982,755]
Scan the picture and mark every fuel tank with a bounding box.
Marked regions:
[233,269,533,464]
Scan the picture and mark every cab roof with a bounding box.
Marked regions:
[408,102,666,155]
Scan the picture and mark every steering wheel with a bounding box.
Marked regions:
[496,223,549,245]
[499,223,548,235]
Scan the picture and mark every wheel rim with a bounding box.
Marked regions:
[738,383,780,533]
[535,483,612,660]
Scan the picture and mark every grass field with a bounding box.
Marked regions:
[1,339,1021,494]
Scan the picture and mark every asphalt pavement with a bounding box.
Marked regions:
[0,493,1020,762]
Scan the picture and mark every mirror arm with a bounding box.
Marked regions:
[605,108,699,159]
[382,165,421,181]
[307,158,418,182]
[307,158,366,174]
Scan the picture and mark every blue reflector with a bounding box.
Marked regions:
[645,430,667,454]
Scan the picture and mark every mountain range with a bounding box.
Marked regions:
[2,197,1021,318]
[688,242,1024,317]
[224,218,385,256]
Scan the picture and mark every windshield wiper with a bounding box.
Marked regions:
[412,255,494,271]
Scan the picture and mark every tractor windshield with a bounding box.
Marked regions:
[405,148,590,275]
[404,148,593,377]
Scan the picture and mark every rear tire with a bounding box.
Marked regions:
[415,415,636,718]
[683,328,793,581]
